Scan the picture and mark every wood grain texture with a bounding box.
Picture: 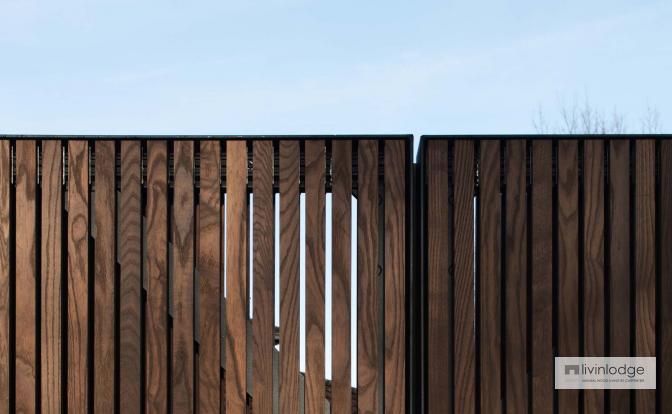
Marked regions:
[305,140,326,414]
[0,141,9,414]
[384,139,405,413]
[250,141,276,413]
[504,140,527,414]
[357,140,379,414]
[635,140,655,413]
[426,141,451,413]
[479,140,501,414]
[661,140,672,413]
[252,141,273,414]
[609,140,631,414]
[454,140,475,414]
[331,140,352,413]
[68,140,89,413]
[41,141,62,413]
[146,141,168,413]
[198,141,221,413]
[531,140,552,414]
[172,141,194,413]
[120,141,142,413]
[583,140,605,414]
[557,140,579,414]
[279,140,301,414]
[94,141,115,413]
[225,141,248,414]
[16,140,37,414]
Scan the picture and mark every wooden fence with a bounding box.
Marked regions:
[420,136,672,414]
[0,137,412,413]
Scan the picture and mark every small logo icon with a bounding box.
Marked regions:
[565,365,580,375]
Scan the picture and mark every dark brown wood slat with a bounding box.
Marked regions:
[146,141,168,413]
[199,141,221,412]
[531,140,552,414]
[479,140,501,414]
[635,139,655,413]
[41,140,62,413]
[331,140,352,413]
[357,140,380,414]
[661,140,672,413]
[279,140,301,414]
[426,140,451,412]
[305,140,326,414]
[94,141,116,413]
[505,139,528,414]
[252,141,274,414]
[454,140,475,414]
[16,140,37,413]
[172,141,194,413]
[583,140,605,414]
[68,140,89,413]
[609,139,631,414]
[225,141,248,413]
[384,139,406,413]
[557,140,579,414]
[0,141,9,414]
[120,141,142,413]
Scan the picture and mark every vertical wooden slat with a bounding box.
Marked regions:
[68,140,89,413]
[454,140,475,414]
[609,139,631,414]
[198,141,221,412]
[172,141,194,413]
[661,140,672,413]
[146,141,168,413]
[505,139,527,414]
[279,140,300,414]
[252,141,274,413]
[306,140,326,414]
[120,141,142,413]
[0,140,9,414]
[583,140,605,413]
[426,141,451,412]
[41,140,62,413]
[479,140,501,413]
[531,140,552,414]
[384,139,406,413]
[94,141,115,413]
[635,139,655,413]
[357,140,380,414]
[16,140,37,413]
[557,140,579,414]
[331,140,352,413]
[225,141,248,413]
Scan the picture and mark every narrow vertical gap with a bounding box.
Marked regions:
[377,139,385,414]
[351,140,359,407]
[629,139,636,413]
[447,141,455,414]
[604,140,612,414]
[551,139,558,414]
[578,139,585,414]
[474,140,481,414]
[140,141,148,414]
[167,140,174,414]
[418,142,427,414]
[87,141,95,414]
[193,140,200,414]
[655,138,661,414]
[273,140,280,414]
[525,139,533,414]
[114,141,121,414]
[60,140,68,413]
[500,140,507,414]
[246,140,253,409]
[35,141,43,412]
[8,140,16,414]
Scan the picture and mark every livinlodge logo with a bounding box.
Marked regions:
[555,357,656,389]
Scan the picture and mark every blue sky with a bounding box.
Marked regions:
[1,0,670,146]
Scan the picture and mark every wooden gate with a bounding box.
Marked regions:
[0,137,411,413]
[420,136,672,414]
